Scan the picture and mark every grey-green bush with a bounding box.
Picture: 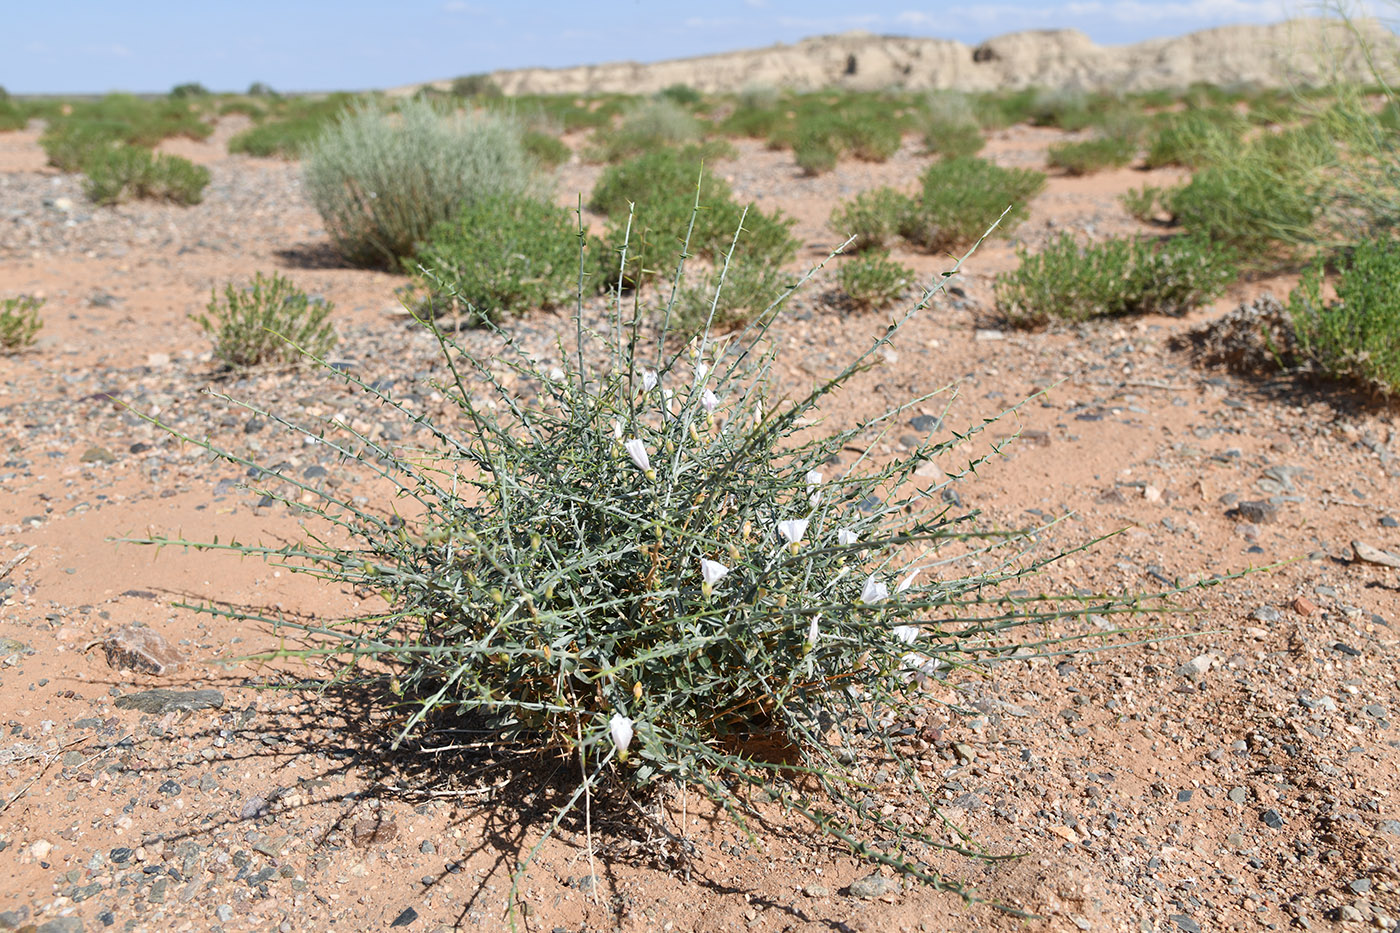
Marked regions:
[829,187,915,253]
[304,98,534,268]
[82,146,210,206]
[902,157,1045,252]
[0,296,43,353]
[1288,238,1400,395]
[194,272,336,368]
[838,252,915,311]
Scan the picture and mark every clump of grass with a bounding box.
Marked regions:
[1288,238,1400,395]
[451,74,503,99]
[995,233,1236,327]
[406,194,582,325]
[82,146,210,206]
[127,197,1178,925]
[1046,135,1135,175]
[304,98,535,268]
[829,187,915,253]
[226,93,362,158]
[1142,109,1244,169]
[0,296,43,353]
[40,93,212,170]
[1120,186,1163,223]
[586,97,704,163]
[193,272,336,369]
[838,252,915,310]
[793,129,840,175]
[901,157,1045,253]
[522,130,571,169]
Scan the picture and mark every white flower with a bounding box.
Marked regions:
[892,624,920,644]
[807,617,820,647]
[699,558,730,586]
[860,575,888,605]
[700,388,719,413]
[696,362,709,382]
[548,366,564,382]
[896,568,921,593]
[641,370,658,392]
[805,470,822,488]
[836,528,859,546]
[611,419,624,440]
[609,713,634,760]
[662,388,675,418]
[777,518,809,545]
[624,439,651,472]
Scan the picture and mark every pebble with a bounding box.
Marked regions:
[79,445,116,464]
[97,625,183,675]
[848,874,893,898]
[1261,809,1284,828]
[1170,915,1201,933]
[215,904,233,923]
[1231,499,1278,524]
[1176,654,1213,678]
[390,907,419,927]
[36,919,84,933]
[113,688,225,714]
[804,883,830,897]
[1250,606,1281,623]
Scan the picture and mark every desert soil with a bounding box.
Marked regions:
[0,119,1397,933]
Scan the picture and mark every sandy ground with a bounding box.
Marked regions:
[0,120,1397,933]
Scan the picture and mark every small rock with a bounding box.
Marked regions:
[974,329,1004,341]
[1250,606,1282,623]
[1349,878,1372,894]
[848,874,892,899]
[108,847,133,864]
[0,907,30,929]
[239,797,269,820]
[95,626,183,676]
[113,689,224,715]
[157,779,182,796]
[1353,540,1400,569]
[1339,905,1364,923]
[1229,787,1247,804]
[1177,654,1214,678]
[390,907,419,927]
[1290,596,1317,617]
[29,839,53,860]
[952,743,976,763]
[350,818,398,848]
[1231,500,1278,524]
[37,919,83,933]
[1170,916,1201,933]
[804,883,830,897]
[909,415,941,433]
[79,446,116,464]
[215,904,233,923]
[1261,808,1284,829]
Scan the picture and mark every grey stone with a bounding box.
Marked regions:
[848,874,893,898]
[1250,606,1281,623]
[1231,500,1278,524]
[37,919,84,933]
[79,446,115,464]
[1349,878,1371,894]
[1261,808,1284,828]
[1353,540,1400,569]
[96,626,183,676]
[1229,787,1247,803]
[1169,916,1200,933]
[390,907,419,927]
[1177,654,1214,678]
[0,907,29,929]
[114,689,224,715]
[804,883,830,897]
[215,905,233,923]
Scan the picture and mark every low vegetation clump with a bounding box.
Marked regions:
[1046,134,1136,175]
[450,74,504,99]
[586,97,706,163]
[837,252,916,310]
[0,296,44,353]
[919,91,985,158]
[130,200,1172,922]
[995,233,1236,327]
[407,195,581,324]
[829,187,916,253]
[82,146,210,206]
[304,98,535,267]
[1287,238,1400,395]
[226,93,363,158]
[522,129,571,168]
[193,272,336,368]
[901,157,1046,252]
[1142,109,1245,169]
[39,93,212,171]
[1120,185,1164,223]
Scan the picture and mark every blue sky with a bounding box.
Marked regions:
[4,0,1319,95]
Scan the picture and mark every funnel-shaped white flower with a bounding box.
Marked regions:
[805,470,823,488]
[896,568,921,593]
[777,518,809,545]
[641,370,658,392]
[860,575,888,605]
[548,366,564,382]
[836,528,859,547]
[696,362,709,382]
[624,439,651,472]
[701,388,718,413]
[699,558,730,586]
[807,617,820,647]
[611,419,624,440]
[892,624,920,644]
[609,713,634,760]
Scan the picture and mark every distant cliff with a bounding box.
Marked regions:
[403,18,1398,97]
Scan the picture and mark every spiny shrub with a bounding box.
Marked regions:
[0,296,43,353]
[902,157,1045,253]
[127,204,1175,922]
[193,272,336,369]
[829,187,915,252]
[407,195,582,324]
[838,251,915,311]
[304,98,534,268]
[1047,135,1135,175]
[82,146,210,206]
[587,97,704,163]
[1288,238,1400,395]
[995,233,1236,327]
[1120,186,1163,223]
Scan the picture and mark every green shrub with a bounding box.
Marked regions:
[995,233,1236,327]
[587,97,704,162]
[1047,135,1135,175]
[901,157,1045,252]
[588,146,731,218]
[304,98,534,268]
[451,74,503,98]
[793,130,839,174]
[838,252,914,310]
[408,195,582,324]
[1288,239,1400,394]
[0,296,43,353]
[1142,109,1244,169]
[127,197,1177,927]
[170,82,209,98]
[42,121,129,172]
[829,187,915,252]
[921,117,985,158]
[672,261,794,334]
[972,88,1039,129]
[193,272,336,368]
[218,98,266,119]
[1120,186,1163,223]
[247,81,277,97]
[0,97,29,132]
[82,146,210,205]
[657,83,703,107]
[523,130,571,168]
[226,93,362,158]
[39,94,214,170]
